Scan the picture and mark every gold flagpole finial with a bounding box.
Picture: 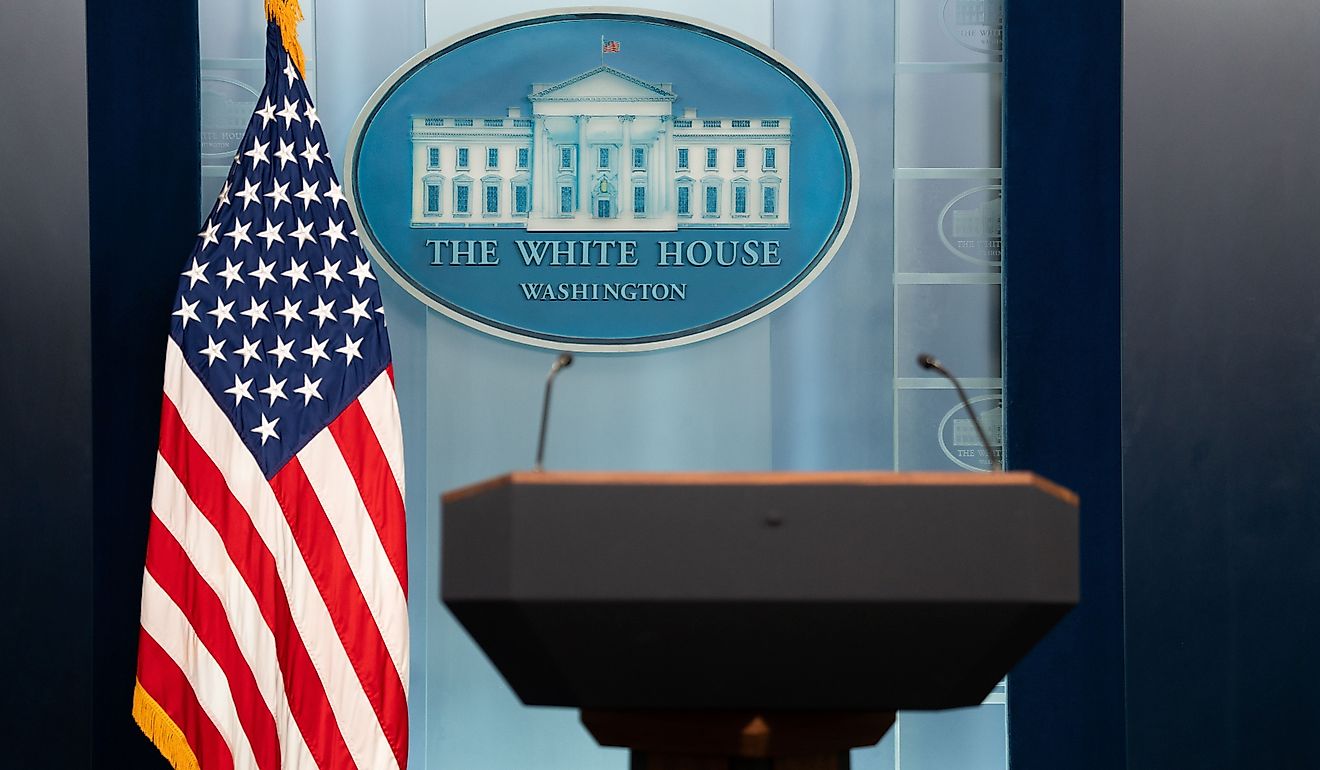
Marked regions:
[265,0,306,77]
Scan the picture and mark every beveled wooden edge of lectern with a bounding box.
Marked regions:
[442,470,1078,506]
[441,471,1079,770]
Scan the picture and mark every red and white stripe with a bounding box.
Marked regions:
[136,338,409,769]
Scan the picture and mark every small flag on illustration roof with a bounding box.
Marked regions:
[603,38,621,53]
[131,1,410,769]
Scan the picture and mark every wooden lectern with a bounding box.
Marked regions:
[441,472,1078,770]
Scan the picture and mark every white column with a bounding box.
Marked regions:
[544,124,555,216]
[531,117,545,216]
[621,115,634,220]
[658,116,672,214]
[576,115,587,216]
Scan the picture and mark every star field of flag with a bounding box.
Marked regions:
[173,26,389,478]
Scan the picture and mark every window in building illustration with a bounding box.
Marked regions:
[559,185,573,215]
[763,147,776,170]
[735,148,747,170]
[677,147,689,170]
[427,147,440,168]
[762,184,778,217]
[425,182,441,215]
[455,182,471,214]
[513,183,530,215]
[733,182,748,216]
[677,184,691,217]
[633,185,646,215]
[486,147,499,169]
[598,146,611,169]
[705,147,718,169]
[632,146,645,170]
[516,147,529,169]
[484,183,499,215]
[704,184,719,216]
[456,147,469,170]
[560,146,573,170]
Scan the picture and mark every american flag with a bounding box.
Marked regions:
[602,39,621,53]
[133,20,409,770]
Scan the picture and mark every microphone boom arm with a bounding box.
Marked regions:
[534,353,574,471]
[917,354,1001,472]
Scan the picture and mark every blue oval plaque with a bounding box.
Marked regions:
[346,8,858,351]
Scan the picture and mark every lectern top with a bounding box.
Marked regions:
[440,466,1078,710]
[442,469,1077,507]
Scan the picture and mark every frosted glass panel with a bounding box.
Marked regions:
[891,2,1003,470]
[897,0,1002,62]
[895,283,1002,379]
[895,72,1002,168]
[895,388,1002,472]
[895,175,1002,272]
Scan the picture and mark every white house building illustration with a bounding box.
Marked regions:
[409,66,791,231]
[952,197,1001,240]
[953,406,1003,448]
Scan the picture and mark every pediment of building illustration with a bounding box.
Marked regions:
[529,66,675,102]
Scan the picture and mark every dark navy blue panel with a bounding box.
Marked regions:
[0,0,93,766]
[1001,1,1125,769]
[87,0,199,765]
[1122,0,1320,765]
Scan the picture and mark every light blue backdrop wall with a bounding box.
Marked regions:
[246,1,984,768]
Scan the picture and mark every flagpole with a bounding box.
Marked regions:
[600,34,604,66]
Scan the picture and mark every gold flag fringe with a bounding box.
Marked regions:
[133,680,201,770]
[265,0,306,78]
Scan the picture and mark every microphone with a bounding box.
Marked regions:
[917,353,1001,472]
[534,353,574,471]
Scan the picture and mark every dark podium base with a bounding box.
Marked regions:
[583,711,895,770]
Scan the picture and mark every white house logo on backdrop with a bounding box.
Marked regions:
[937,395,1003,472]
[201,75,260,162]
[346,10,856,351]
[938,185,1001,266]
[941,0,1004,55]
[409,66,791,232]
